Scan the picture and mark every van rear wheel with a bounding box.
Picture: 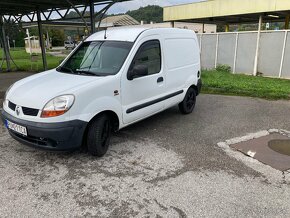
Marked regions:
[87,114,111,157]
[179,87,196,114]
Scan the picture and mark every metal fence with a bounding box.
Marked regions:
[197,30,290,79]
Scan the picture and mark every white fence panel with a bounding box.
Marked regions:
[200,34,217,70]
[198,30,290,79]
[235,32,257,74]
[281,32,290,78]
[258,31,285,77]
[217,33,236,71]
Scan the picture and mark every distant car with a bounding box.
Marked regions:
[64,41,75,49]
[1,27,202,157]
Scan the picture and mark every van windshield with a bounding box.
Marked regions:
[57,41,133,76]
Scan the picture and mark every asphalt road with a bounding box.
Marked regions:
[0,94,290,217]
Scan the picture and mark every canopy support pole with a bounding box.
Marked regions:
[285,14,290,29]
[36,9,47,71]
[0,16,11,72]
[89,0,96,33]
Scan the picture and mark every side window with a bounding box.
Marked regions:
[130,40,161,77]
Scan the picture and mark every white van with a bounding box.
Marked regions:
[1,27,202,157]
[64,41,76,49]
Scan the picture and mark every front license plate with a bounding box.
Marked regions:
[5,120,27,136]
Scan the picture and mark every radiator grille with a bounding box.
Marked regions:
[8,101,16,111]
[22,107,39,116]
[8,101,39,116]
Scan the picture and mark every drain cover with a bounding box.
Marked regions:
[230,133,290,171]
[268,139,290,156]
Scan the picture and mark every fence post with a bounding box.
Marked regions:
[199,34,202,50]
[253,15,263,76]
[199,34,203,68]
[233,32,239,74]
[279,31,288,78]
[214,33,219,68]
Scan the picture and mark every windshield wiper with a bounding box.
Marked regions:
[57,66,75,74]
[75,69,98,76]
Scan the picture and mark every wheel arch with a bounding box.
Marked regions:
[81,110,120,149]
[87,110,120,132]
[190,84,199,95]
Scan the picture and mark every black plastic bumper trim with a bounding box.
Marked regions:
[1,109,87,151]
[126,90,184,114]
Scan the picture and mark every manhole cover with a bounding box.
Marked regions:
[230,133,290,171]
[268,139,290,156]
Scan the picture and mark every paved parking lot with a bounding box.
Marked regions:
[1,94,290,217]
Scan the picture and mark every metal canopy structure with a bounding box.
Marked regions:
[0,0,129,72]
[164,0,290,26]
[1,0,100,16]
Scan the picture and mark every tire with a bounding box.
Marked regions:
[87,114,112,157]
[179,87,197,114]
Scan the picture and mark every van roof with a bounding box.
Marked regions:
[85,27,194,42]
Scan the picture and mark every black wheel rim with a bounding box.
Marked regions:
[186,91,195,110]
[100,120,110,147]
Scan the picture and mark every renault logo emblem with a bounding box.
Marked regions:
[15,106,21,116]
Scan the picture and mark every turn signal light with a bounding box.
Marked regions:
[41,110,67,118]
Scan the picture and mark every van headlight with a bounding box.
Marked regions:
[41,95,75,118]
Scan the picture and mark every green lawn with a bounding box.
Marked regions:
[0,48,63,72]
[201,70,290,100]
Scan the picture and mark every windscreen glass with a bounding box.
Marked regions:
[57,41,133,76]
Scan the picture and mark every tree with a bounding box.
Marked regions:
[3,21,26,47]
[50,29,66,46]
[126,5,163,23]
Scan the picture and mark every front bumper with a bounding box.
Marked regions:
[1,110,87,151]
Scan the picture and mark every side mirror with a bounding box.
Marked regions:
[127,64,148,80]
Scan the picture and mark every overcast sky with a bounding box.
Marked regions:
[105,0,203,14]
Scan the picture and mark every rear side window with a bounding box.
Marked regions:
[130,40,161,76]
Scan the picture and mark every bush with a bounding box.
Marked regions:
[216,64,231,73]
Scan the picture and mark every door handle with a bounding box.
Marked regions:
[157,77,164,83]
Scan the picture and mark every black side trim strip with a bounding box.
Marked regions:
[126,90,184,114]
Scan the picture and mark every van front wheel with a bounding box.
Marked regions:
[179,88,196,114]
[87,114,111,157]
